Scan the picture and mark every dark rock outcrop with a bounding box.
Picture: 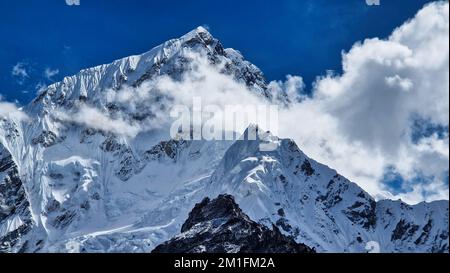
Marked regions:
[152,194,315,253]
[0,145,33,253]
[31,131,62,147]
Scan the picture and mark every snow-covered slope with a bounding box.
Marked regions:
[0,27,448,253]
[206,125,449,253]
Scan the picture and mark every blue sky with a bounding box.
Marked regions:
[0,0,434,104]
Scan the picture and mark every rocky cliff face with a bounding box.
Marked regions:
[152,194,315,253]
[0,143,34,252]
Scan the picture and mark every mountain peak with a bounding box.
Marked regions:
[152,194,315,253]
[29,25,270,113]
[180,194,247,232]
[177,25,219,51]
[184,26,211,37]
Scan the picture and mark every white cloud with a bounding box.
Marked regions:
[267,75,306,103]
[0,101,28,121]
[103,51,274,137]
[55,104,141,138]
[44,68,60,80]
[11,62,29,84]
[385,75,413,92]
[280,1,449,203]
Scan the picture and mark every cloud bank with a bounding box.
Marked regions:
[102,51,278,138]
[55,104,142,138]
[280,1,449,203]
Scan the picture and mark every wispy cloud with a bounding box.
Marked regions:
[44,67,59,80]
[11,62,29,84]
[0,100,28,121]
[55,104,142,138]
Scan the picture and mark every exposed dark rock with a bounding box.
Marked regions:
[101,136,142,181]
[100,136,124,152]
[278,174,287,185]
[431,230,449,253]
[391,219,419,241]
[91,192,101,200]
[80,128,98,143]
[0,145,33,253]
[143,139,188,161]
[316,180,345,209]
[51,210,76,229]
[275,218,293,233]
[414,219,433,245]
[80,200,90,210]
[0,120,20,140]
[31,131,62,147]
[49,173,64,180]
[116,148,141,181]
[344,199,377,230]
[45,199,61,213]
[152,194,315,253]
[300,160,315,176]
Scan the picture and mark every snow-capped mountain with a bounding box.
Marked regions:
[29,26,271,115]
[0,27,448,253]
[205,125,449,253]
